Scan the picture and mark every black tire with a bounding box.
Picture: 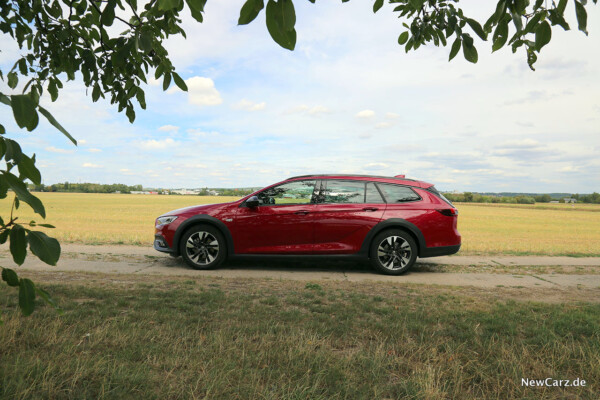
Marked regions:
[179,224,227,270]
[369,229,417,275]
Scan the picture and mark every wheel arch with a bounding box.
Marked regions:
[360,218,426,258]
[172,215,235,257]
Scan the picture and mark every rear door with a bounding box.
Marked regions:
[313,180,386,254]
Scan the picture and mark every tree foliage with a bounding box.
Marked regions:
[0,0,597,318]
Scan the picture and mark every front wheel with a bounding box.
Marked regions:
[180,225,226,270]
[369,230,417,275]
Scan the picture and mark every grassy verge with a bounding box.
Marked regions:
[1,275,598,399]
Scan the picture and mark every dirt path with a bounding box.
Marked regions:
[1,244,599,289]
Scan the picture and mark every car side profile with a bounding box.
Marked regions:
[154,174,461,275]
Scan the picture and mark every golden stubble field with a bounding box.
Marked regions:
[2,193,600,256]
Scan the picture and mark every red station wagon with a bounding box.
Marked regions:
[154,174,461,275]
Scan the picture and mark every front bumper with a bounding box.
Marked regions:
[154,234,173,253]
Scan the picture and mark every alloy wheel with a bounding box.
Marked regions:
[377,236,412,270]
[185,231,219,266]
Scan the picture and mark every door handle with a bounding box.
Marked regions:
[295,210,310,215]
[362,207,379,212]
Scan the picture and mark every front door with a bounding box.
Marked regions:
[233,180,319,254]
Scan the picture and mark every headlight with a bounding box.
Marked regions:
[156,216,178,227]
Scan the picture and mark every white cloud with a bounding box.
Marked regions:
[87,148,102,153]
[364,162,388,170]
[386,112,399,119]
[82,163,102,168]
[140,138,177,149]
[120,168,130,172]
[78,139,87,145]
[187,129,220,138]
[307,105,331,115]
[356,109,375,118]
[375,122,392,129]
[234,99,266,111]
[45,146,74,154]
[158,125,179,132]
[559,165,581,172]
[184,76,222,107]
[284,104,330,116]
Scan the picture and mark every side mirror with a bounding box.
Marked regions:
[246,195,259,208]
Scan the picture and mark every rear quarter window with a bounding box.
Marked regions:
[377,183,421,203]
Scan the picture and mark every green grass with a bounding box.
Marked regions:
[1,276,599,399]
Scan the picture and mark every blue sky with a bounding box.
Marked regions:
[1,1,599,192]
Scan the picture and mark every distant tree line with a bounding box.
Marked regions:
[29,182,143,194]
[444,192,600,204]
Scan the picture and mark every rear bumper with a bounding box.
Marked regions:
[154,234,174,253]
[419,244,461,258]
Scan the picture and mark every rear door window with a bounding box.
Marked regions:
[322,180,365,204]
[377,184,421,203]
[365,182,385,203]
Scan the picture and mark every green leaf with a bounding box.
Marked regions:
[449,38,461,61]
[492,22,509,52]
[465,18,486,40]
[7,72,18,89]
[3,172,46,218]
[0,176,8,200]
[0,124,5,134]
[138,31,153,52]
[19,278,36,316]
[0,229,9,244]
[397,31,409,45]
[188,1,204,22]
[28,231,61,266]
[48,79,59,102]
[574,1,587,35]
[535,21,552,51]
[2,268,19,287]
[557,0,568,14]
[463,40,478,63]
[5,138,22,163]
[373,0,384,13]
[187,0,206,12]
[0,92,11,106]
[163,72,172,91]
[159,0,180,11]
[38,106,77,145]
[101,1,116,26]
[37,223,56,228]
[17,154,41,185]
[172,72,188,91]
[238,0,264,25]
[266,0,296,51]
[126,106,136,123]
[10,225,27,265]
[10,95,39,131]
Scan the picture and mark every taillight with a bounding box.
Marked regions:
[437,208,458,217]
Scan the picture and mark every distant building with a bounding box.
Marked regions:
[171,189,201,195]
[563,198,577,203]
[550,200,559,204]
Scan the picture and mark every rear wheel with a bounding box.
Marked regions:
[180,225,226,270]
[369,229,417,275]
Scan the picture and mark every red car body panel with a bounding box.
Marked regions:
[154,174,461,259]
[311,203,386,254]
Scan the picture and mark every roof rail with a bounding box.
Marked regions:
[286,174,416,181]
